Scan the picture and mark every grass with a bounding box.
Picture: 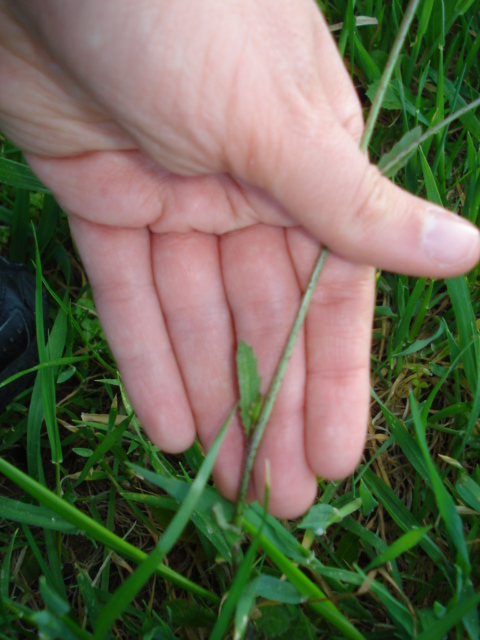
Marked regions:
[1,0,480,637]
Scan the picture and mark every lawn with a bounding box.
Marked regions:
[1,1,480,638]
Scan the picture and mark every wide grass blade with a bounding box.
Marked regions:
[0,157,50,193]
[0,496,77,533]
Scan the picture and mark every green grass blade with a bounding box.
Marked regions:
[354,566,414,635]
[0,157,50,193]
[76,567,101,631]
[10,189,29,263]
[410,391,470,575]
[236,341,262,435]
[414,590,480,640]
[34,234,62,469]
[445,276,478,396]
[365,526,430,570]
[0,530,17,600]
[209,536,261,640]
[362,0,422,152]
[255,575,304,604]
[363,468,447,566]
[379,96,480,177]
[22,524,56,590]
[0,496,78,532]
[0,455,219,604]
[93,406,235,640]
[371,389,431,485]
[392,277,427,353]
[242,519,366,640]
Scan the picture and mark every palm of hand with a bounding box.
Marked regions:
[44,151,373,519]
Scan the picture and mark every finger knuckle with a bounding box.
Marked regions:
[349,164,388,237]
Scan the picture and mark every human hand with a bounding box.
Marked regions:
[1,0,479,518]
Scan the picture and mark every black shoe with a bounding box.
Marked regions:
[0,256,48,411]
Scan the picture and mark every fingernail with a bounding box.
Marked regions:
[422,209,480,267]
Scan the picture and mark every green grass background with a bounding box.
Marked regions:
[1,1,480,638]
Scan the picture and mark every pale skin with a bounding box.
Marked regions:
[1,0,479,518]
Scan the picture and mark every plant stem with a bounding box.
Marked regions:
[362,0,421,153]
[234,248,329,528]
[380,95,480,177]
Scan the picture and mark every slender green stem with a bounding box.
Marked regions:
[234,248,329,528]
[380,96,480,177]
[362,0,421,153]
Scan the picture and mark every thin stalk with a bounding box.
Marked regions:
[380,96,480,177]
[362,0,421,153]
[233,248,329,528]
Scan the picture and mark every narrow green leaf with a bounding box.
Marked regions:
[456,474,480,514]
[359,480,378,516]
[454,0,478,16]
[366,526,430,570]
[76,567,101,630]
[73,415,131,489]
[354,566,414,635]
[354,35,381,82]
[30,610,78,640]
[0,496,77,533]
[34,235,62,467]
[298,499,362,535]
[378,126,423,177]
[392,277,427,353]
[234,577,259,640]
[418,0,435,36]
[410,392,470,575]
[395,318,443,357]
[236,341,262,436]
[0,530,17,599]
[445,277,478,396]
[39,576,70,617]
[210,537,261,640]
[0,157,50,193]
[419,147,443,205]
[363,468,446,565]
[371,389,431,486]
[415,590,480,640]
[72,448,93,458]
[255,575,304,605]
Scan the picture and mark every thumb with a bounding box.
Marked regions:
[244,104,480,278]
